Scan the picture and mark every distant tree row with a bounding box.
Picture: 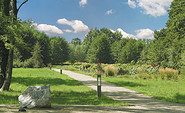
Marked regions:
[13,21,69,68]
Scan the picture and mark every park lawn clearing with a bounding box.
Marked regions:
[0,68,128,106]
[56,65,185,104]
[103,77,185,104]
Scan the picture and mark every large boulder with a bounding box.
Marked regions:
[18,85,51,109]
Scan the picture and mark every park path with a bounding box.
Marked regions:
[53,69,185,113]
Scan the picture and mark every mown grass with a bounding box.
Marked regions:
[56,64,185,104]
[0,68,128,106]
[103,77,185,104]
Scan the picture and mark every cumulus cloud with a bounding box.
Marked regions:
[63,29,73,33]
[135,29,154,39]
[57,18,90,34]
[128,0,173,17]
[37,24,63,35]
[79,0,87,7]
[105,9,113,15]
[111,28,154,39]
[111,28,135,39]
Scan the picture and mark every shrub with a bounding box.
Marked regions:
[104,65,117,76]
[117,67,129,75]
[159,68,179,80]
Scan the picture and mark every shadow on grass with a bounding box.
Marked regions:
[51,90,125,105]
[0,93,19,104]
[105,80,145,88]
[11,77,83,86]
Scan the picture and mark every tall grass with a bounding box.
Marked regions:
[159,68,179,80]
[104,65,117,76]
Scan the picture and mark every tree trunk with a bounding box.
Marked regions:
[0,0,15,91]
[0,41,9,88]
[0,48,13,91]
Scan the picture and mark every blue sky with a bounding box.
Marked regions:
[18,0,173,42]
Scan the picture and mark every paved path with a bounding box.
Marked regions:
[53,69,185,113]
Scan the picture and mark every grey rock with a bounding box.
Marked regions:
[18,85,51,109]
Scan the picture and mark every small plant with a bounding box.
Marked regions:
[104,65,117,76]
[159,68,179,80]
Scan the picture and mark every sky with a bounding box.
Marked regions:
[18,0,173,42]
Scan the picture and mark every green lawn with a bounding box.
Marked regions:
[103,77,185,104]
[0,68,128,106]
[55,65,185,104]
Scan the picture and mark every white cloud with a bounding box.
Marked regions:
[111,28,154,39]
[37,24,63,35]
[111,28,135,39]
[128,0,173,17]
[79,0,87,7]
[57,18,90,34]
[105,9,113,15]
[135,29,154,39]
[128,0,136,8]
[63,29,73,33]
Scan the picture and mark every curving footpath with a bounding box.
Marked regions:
[52,69,185,113]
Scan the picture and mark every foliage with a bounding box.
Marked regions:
[69,44,86,64]
[118,39,144,64]
[31,41,44,68]
[50,36,69,64]
[14,21,51,65]
[145,0,185,69]
[71,38,81,45]
[87,34,113,63]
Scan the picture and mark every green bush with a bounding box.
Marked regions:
[117,67,129,75]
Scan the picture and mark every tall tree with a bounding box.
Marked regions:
[87,34,113,63]
[118,39,143,64]
[0,0,29,91]
[50,37,69,64]
[31,42,44,68]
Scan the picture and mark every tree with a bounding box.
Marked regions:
[14,21,51,65]
[165,0,185,68]
[31,42,44,68]
[87,34,113,63]
[146,0,185,68]
[69,44,86,64]
[118,39,143,64]
[71,38,81,45]
[100,27,122,44]
[50,37,69,64]
[111,38,128,63]
[0,0,29,91]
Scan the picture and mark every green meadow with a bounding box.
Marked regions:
[0,68,128,106]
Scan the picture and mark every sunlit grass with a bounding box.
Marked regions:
[57,64,185,104]
[0,68,128,106]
